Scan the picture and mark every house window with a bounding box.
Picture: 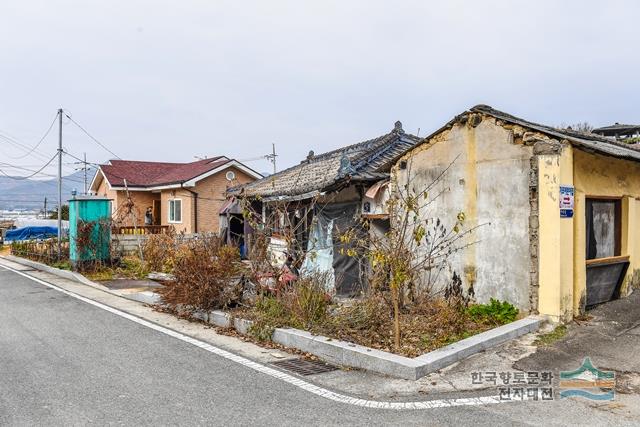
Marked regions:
[168,199,182,223]
[586,198,621,260]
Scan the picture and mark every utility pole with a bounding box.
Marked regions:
[83,152,87,194]
[73,152,91,195]
[57,108,63,259]
[267,143,277,174]
[44,197,47,219]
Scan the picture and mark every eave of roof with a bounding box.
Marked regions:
[234,123,421,200]
[420,104,640,163]
[593,124,640,133]
[95,157,262,191]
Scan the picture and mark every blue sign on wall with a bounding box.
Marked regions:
[560,185,574,218]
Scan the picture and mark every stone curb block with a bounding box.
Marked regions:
[204,310,542,380]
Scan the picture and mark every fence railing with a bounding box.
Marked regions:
[112,225,170,235]
[10,239,70,265]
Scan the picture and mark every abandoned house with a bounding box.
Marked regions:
[230,122,420,296]
[593,123,640,142]
[394,104,640,322]
[90,157,262,234]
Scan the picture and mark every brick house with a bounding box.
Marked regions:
[89,157,262,234]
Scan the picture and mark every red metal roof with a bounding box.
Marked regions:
[100,157,231,187]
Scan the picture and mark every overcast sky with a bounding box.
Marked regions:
[1,0,639,178]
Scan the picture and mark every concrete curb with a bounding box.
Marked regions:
[3,255,112,293]
[199,308,543,380]
[2,255,141,303]
[3,255,543,380]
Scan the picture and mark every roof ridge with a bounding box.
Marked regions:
[470,104,624,144]
[465,104,640,160]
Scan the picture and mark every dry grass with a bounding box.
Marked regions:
[243,284,515,357]
[315,296,492,357]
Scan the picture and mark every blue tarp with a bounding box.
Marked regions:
[4,226,58,242]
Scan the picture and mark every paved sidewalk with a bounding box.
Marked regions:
[516,291,640,395]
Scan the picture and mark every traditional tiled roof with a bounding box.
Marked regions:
[236,122,420,201]
[593,123,640,136]
[100,157,231,187]
[422,105,640,161]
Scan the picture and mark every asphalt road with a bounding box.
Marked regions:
[0,267,636,426]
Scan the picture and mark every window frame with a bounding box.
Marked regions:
[585,197,622,261]
[168,198,183,224]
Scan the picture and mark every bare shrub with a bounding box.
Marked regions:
[249,272,332,339]
[339,157,481,350]
[158,235,247,311]
[73,219,113,272]
[143,228,178,272]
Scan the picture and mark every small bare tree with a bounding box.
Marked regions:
[340,156,482,350]
[558,122,594,133]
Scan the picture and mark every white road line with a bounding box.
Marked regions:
[1,263,518,410]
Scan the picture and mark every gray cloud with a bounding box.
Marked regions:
[1,0,638,177]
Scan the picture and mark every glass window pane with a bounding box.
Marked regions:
[175,200,181,222]
[590,201,616,258]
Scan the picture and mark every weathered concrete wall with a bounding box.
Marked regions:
[393,117,534,311]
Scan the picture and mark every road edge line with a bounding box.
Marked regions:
[1,263,518,411]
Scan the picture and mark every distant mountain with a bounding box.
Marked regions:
[0,170,96,211]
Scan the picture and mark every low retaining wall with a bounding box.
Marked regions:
[196,309,543,380]
[112,233,212,255]
[112,235,149,255]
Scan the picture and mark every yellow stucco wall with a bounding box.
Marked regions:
[536,145,574,322]
[539,147,640,321]
[572,150,640,306]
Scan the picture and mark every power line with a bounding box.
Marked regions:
[0,153,58,180]
[0,161,86,184]
[5,111,59,160]
[64,114,121,160]
[0,133,52,162]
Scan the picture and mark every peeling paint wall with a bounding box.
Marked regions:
[394,117,534,311]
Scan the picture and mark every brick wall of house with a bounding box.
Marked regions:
[95,175,119,206]
[193,166,257,233]
[160,188,194,234]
